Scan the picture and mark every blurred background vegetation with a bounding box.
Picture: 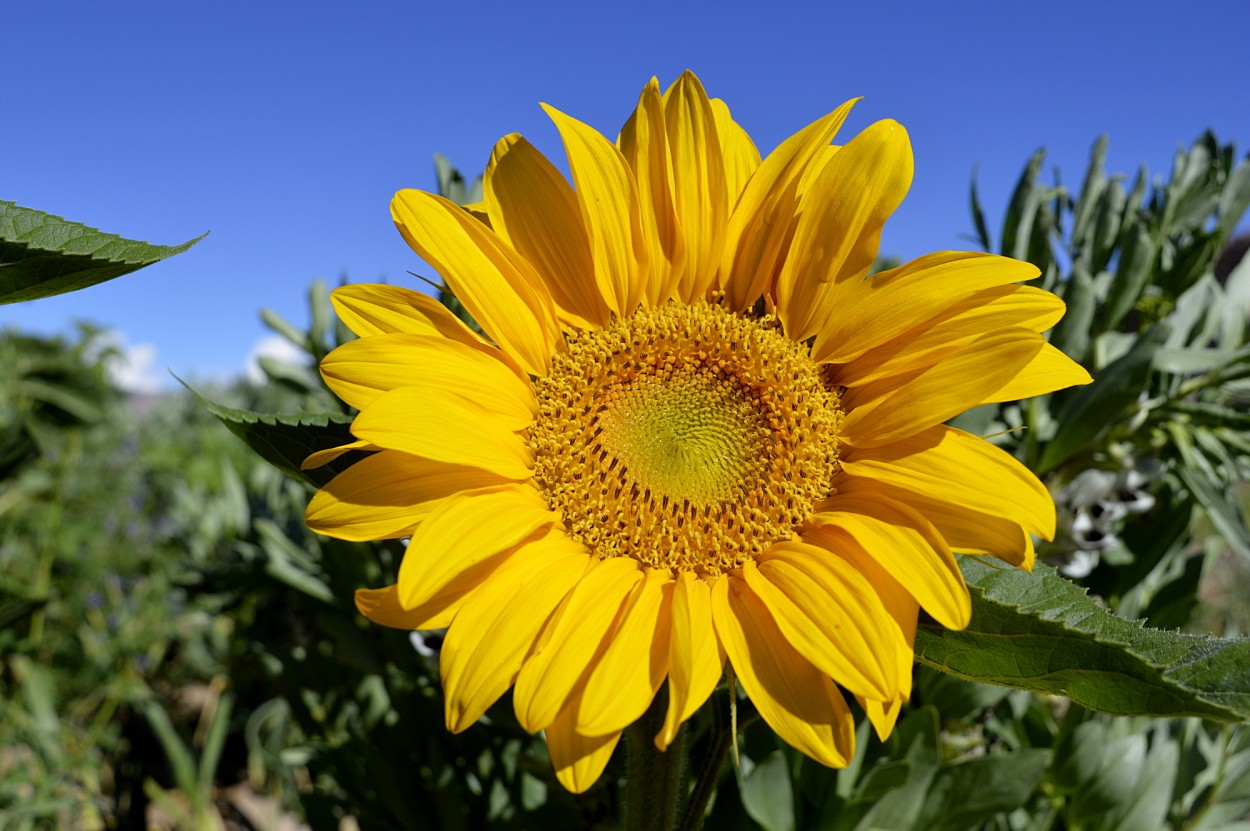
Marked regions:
[2,131,1249,830]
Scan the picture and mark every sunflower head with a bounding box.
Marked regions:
[307,70,1092,793]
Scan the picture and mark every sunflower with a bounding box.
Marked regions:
[305,71,1091,793]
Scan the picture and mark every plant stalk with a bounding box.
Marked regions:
[624,694,686,831]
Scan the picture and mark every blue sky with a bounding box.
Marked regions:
[4,1,1247,390]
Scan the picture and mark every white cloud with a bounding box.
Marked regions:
[245,335,310,383]
[97,331,164,394]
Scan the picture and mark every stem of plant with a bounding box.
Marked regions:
[677,691,734,831]
[624,693,686,831]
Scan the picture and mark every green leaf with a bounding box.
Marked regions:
[1037,323,1168,474]
[178,380,358,488]
[914,558,1250,721]
[919,749,1051,831]
[1102,222,1155,330]
[1000,148,1046,262]
[1071,136,1109,255]
[1048,263,1097,364]
[0,199,204,304]
[969,169,992,251]
[739,750,794,831]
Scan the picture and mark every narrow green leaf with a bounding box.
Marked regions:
[969,168,992,251]
[1001,149,1046,261]
[1048,264,1097,364]
[177,379,358,488]
[1071,136,1109,253]
[1103,223,1155,329]
[1037,324,1168,474]
[0,199,204,304]
[915,558,1250,721]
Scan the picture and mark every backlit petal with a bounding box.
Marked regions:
[776,119,914,342]
[441,534,592,731]
[745,552,902,700]
[543,103,648,316]
[841,424,1056,541]
[657,572,723,751]
[709,97,761,207]
[396,485,556,609]
[712,573,856,768]
[812,251,1041,364]
[484,133,609,329]
[513,557,642,732]
[618,77,685,306]
[306,452,509,541]
[719,99,858,310]
[578,569,672,736]
[986,341,1093,402]
[350,385,533,479]
[321,333,536,426]
[840,329,1045,447]
[354,582,463,631]
[392,189,561,376]
[809,489,970,630]
[546,690,623,794]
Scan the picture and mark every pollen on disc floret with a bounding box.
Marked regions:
[528,301,843,575]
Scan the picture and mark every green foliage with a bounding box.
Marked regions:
[916,559,1250,720]
[0,200,203,304]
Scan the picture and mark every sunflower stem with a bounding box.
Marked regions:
[624,695,685,831]
[676,691,734,831]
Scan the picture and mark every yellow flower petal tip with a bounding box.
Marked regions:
[310,71,1090,792]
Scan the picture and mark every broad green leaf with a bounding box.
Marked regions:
[179,380,358,488]
[919,749,1051,831]
[1037,324,1168,474]
[0,199,204,304]
[739,750,794,831]
[914,558,1250,721]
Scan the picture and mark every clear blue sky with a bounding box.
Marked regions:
[4,0,1247,389]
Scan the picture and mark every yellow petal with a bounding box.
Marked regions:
[825,528,919,700]
[812,251,1040,364]
[776,119,914,343]
[545,689,623,794]
[306,452,509,541]
[578,569,672,737]
[841,424,1056,541]
[301,439,376,470]
[329,284,508,367]
[350,385,533,480]
[396,485,556,609]
[719,99,858,310]
[513,557,642,732]
[987,341,1093,402]
[711,573,856,768]
[355,581,463,631]
[484,133,609,329]
[662,71,728,302]
[709,97,761,207]
[744,553,900,701]
[321,333,536,426]
[828,284,1068,388]
[833,475,1034,569]
[657,572,723,751]
[441,533,592,731]
[808,488,970,630]
[840,329,1045,448]
[618,77,685,307]
[542,102,648,316]
[391,189,561,376]
[858,695,906,743]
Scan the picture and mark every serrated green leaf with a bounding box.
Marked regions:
[177,379,358,488]
[914,558,1250,721]
[1037,324,1168,474]
[0,199,204,304]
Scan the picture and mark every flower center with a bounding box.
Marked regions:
[528,302,842,576]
